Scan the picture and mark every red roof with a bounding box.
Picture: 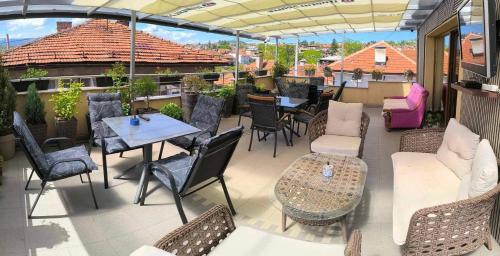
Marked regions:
[245,59,275,71]
[461,33,485,66]
[2,19,231,67]
[329,41,416,74]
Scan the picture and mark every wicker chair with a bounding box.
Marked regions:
[399,129,500,256]
[292,91,333,135]
[308,110,370,158]
[149,205,362,256]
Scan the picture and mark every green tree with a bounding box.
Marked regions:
[300,50,322,64]
[343,40,364,55]
[330,38,339,54]
[218,40,231,50]
[257,43,296,67]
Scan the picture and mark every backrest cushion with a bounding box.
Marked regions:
[406,83,426,108]
[437,118,480,179]
[469,139,498,198]
[88,93,122,123]
[325,101,363,137]
[191,95,224,136]
[13,112,49,174]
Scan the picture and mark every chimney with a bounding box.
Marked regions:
[57,21,72,32]
[374,46,387,65]
[116,20,129,27]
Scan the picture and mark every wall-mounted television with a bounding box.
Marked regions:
[457,0,497,77]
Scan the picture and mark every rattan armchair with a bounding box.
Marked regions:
[308,110,370,158]
[399,128,500,256]
[152,205,362,256]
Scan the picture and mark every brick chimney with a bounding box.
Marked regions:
[57,21,72,32]
[116,20,129,27]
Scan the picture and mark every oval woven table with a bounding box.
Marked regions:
[274,153,367,242]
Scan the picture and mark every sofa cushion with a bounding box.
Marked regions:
[436,118,480,179]
[392,152,460,245]
[383,98,410,111]
[406,83,426,109]
[469,139,498,198]
[310,135,361,156]
[325,101,363,137]
[130,246,174,256]
[209,226,345,256]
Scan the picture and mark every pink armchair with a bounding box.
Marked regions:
[383,83,428,131]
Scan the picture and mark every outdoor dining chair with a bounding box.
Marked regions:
[13,112,99,218]
[158,94,224,159]
[87,93,142,189]
[247,94,291,158]
[292,91,333,135]
[235,83,256,126]
[141,126,244,224]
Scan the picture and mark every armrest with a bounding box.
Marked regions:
[42,137,74,151]
[296,109,315,117]
[399,128,445,153]
[308,110,328,146]
[154,205,236,255]
[48,158,89,173]
[345,229,362,256]
[150,162,180,194]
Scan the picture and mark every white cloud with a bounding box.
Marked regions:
[7,18,47,31]
[71,18,88,26]
[141,24,196,44]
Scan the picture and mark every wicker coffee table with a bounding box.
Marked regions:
[275,153,367,242]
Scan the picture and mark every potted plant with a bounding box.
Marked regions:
[25,84,47,145]
[181,75,210,122]
[255,82,270,95]
[0,61,16,160]
[98,62,128,87]
[323,66,333,85]
[272,62,289,78]
[352,68,364,87]
[371,69,384,81]
[404,69,415,82]
[424,112,443,128]
[12,68,49,92]
[305,66,316,76]
[132,76,158,114]
[158,68,184,84]
[246,73,255,85]
[49,81,82,144]
[160,102,183,120]
[199,68,220,82]
[217,85,235,118]
[255,69,267,76]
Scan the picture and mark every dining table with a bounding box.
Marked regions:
[276,96,309,138]
[103,113,200,204]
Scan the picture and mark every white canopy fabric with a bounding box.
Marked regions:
[0,0,443,39]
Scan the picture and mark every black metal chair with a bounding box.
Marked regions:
[236,83,256,126]
[247,94,291,158]
[158,94,224,159]
[292,91,333,135]
[87,93,142,189]
[333,81,347,101]
[141,126,244,224]
[13,112,98,218]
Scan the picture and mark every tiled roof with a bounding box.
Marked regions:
[2,19,231,67]
[245,60,275,71]
[461,33,485,66]
[329,41,416,74]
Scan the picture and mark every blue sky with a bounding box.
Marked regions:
[0,18,416,44]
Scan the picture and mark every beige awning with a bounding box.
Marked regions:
[0,0,442,39]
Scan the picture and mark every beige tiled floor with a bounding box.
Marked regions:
[0,107,498,255]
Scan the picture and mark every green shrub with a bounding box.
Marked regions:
[20,68,48,79]
[160,103,182,120]
[132,76,157,109]
[50,81,83,120]
[217,85,235,98]
[0,60,16,136]
[105,62,127,87]
[272,62,289,78]
[25,84,46,125]
[255,83,267,92]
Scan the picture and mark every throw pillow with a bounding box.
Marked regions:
[436,118,480,179]
[325,101,363,137]
[469,139,498,198]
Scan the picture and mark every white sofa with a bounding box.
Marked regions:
[392,119,499,246]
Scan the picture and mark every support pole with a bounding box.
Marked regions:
[130,11,137,83]
[235,30,240,83]
[340,31,346,86]
[294,36,299,76]
[275,37,279,60]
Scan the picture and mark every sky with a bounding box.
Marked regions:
[0,18,417,45]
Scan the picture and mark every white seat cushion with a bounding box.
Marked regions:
[311,135,361,156]
[383,98,410,110]
[436,118,480,179]
[130,246,174,256]
[325,101,363,137]
[469,139,498,198]
[209,226,345,256]
[392,152,460,245]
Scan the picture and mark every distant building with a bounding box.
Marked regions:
[2,19,231,78]
[329,41,417,87]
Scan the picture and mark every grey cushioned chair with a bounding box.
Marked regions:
[87,93,142,189]
[158,94,224,159]
[13,112,98,218]
[141,126,244,224]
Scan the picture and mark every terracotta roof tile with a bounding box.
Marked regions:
[2,19,231,67]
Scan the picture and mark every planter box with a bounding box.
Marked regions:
[55,117,77,147]
[255,70,268,76]
[233,71,248,78]
[95,77,128,87]
[135,108,160,115]
[202,73,220,81]
[222,96,234,118]
[160,74,184,84]
[11,80,49,92]
[28,123,47,146]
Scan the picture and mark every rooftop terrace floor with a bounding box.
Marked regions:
[1,107,499,256]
